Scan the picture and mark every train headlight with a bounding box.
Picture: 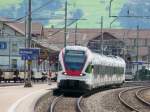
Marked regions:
[80,73,86,76]
[62,72,67,75]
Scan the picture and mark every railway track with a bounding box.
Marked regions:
[77,96,84,112]
[136,87,150,106]
[118,86,150,112]
[50,95,63,112]
[50,94,83,112]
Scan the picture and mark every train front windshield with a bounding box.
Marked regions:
[64,50,86,71]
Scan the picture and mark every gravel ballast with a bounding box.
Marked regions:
[84,88,131,112]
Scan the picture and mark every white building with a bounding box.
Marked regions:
[0,18,46,71]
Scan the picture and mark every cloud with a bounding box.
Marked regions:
[119,0,150,28]
[0,0,23,9]
[0,0,126,28]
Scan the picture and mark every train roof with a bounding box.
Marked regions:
[92,53,125,67]
[64,45,89,51]
[62,46,125,67]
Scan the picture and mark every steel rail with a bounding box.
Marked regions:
[77,96,83,112]
[118,87,143,112]
[50,95,63,112]
[136,87,150,106]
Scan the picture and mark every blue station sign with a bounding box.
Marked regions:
[19,48,40,60]
[130,61,144,65]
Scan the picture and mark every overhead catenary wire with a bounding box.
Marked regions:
[47,18,86,38]
[0,0,54,23]
[1,0,87,38]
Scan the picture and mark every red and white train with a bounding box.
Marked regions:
[57,46,126,91]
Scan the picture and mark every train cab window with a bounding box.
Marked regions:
[85,65,93,73]
[64,50,86,71]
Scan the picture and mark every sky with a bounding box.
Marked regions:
[0,0,150,29]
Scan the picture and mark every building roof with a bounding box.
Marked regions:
[44,28,100,45]
[44,28,150,43]
[1,17,149,57]
[0,18,43,37]
[43,28,150,57]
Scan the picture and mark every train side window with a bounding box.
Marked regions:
[110,66,112,75]
[103,66,106,75]
[93,65,98,75]
[117,67,119,75]
[99,65,102,75]
[101,66,103,75]
[115,67,117,74]
[85,64,93,74]
[98,65,100,74]
[116,67,118,75]
[112,67,114,75]
[107,66,111,75]
[97,65,99,74]
[110,66,112,76]
[108,66,111,75]
[104,66,106,75]
[122,68,124,74]
[118,67,121,75]
[120,68,124,75]
[114,67,116,74]
[106,66,108,75]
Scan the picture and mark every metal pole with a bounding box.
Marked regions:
[136,25,139,80]
[24,0,32,87]
[101,16,103,54]
[123,32,126,59]
[148,46,150,70]
[75,23,77,45]
[110,17,118,28]
[109,0,114,17]
[24,14,27,82]
[9,36,11,71]
[64,0,67,47]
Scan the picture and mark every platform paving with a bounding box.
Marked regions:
[0,83,56,112]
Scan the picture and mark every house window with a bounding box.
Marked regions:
[11,59,17,69]
[12,43,18,52]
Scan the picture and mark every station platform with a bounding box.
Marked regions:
[0,82,56,112]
